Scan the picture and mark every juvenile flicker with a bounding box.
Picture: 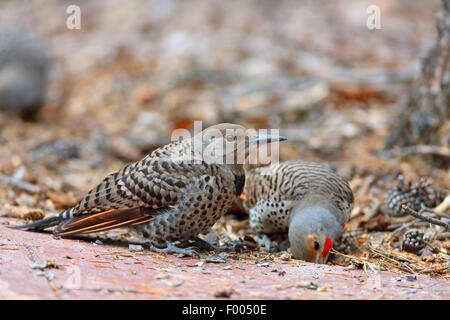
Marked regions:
[0,25,49,118]
[13,123,286,255]
[243,161,353,263]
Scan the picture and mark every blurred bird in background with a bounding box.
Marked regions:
[0,25,49,119]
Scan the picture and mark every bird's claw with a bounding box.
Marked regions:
[192,237,240,252]
[148,240,200,258]
[255,234,279,253]
[183,246,201,258]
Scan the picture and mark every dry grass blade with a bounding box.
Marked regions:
[331,242,449,278]
[384,220,429,242]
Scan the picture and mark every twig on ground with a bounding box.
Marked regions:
[0,173,41,193]
[385,220,429,242]
[368,247,417,274]
[0,205,45,221]
[436,232,450,240]
[423,241,441,254]
[434,195,450,214]
[364,201,381,221]
[401,205,450,231]
[385,145,450,159]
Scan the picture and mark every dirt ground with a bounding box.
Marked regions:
[0,0,448,299]
[1,219,448,300]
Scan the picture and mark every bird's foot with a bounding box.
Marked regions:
[254,234,279,253]
[279,239,290,251]
[192,237,241,252]
[148,240,200,258]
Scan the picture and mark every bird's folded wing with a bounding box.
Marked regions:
[56,159,200,236]
[55,207,159,236]
[73,161,193,215]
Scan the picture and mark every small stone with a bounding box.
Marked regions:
[405,275,416,282]
[317,285,333,292]
[45,259,59,269]
[260,262,270,267]
[312,273,319,279]
[129,244,144,252]
[46,273,55,281]
[213,288,234,298]
[205,255,226,263]
[406,288,417,294]
[296,281,318,290]
[95,240,103,245]
[396,277,402,282]
[29,263,43,270]
[295,281,310,288]
[280,252,292,261]
[155,273,170,280]
[35,272,46,277]
[171,280,185,288]
[219,252,229,259]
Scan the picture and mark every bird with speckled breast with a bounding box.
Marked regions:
[12,123,286,256]
[243,160,354,263]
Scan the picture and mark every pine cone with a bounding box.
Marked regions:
[402,229,426,253]
[385,175,446,217]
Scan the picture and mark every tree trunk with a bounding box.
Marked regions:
[385,0,449,149]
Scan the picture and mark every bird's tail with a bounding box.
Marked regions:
[8,209,70,231]
[10,208,77,231]
[10,206,159,236]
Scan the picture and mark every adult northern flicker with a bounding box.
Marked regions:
[0,25,49,118]
[13,123,286,255]
[243,161,353,263]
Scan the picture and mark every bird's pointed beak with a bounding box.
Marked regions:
[248,134,287,145]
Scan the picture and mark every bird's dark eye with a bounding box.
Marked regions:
[313,241,320,251]
[226,134,234,142]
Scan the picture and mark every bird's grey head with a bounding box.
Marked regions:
[288,195,341,264]
[193,123,286,166]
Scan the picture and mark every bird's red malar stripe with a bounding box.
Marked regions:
[322,237,332,259]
